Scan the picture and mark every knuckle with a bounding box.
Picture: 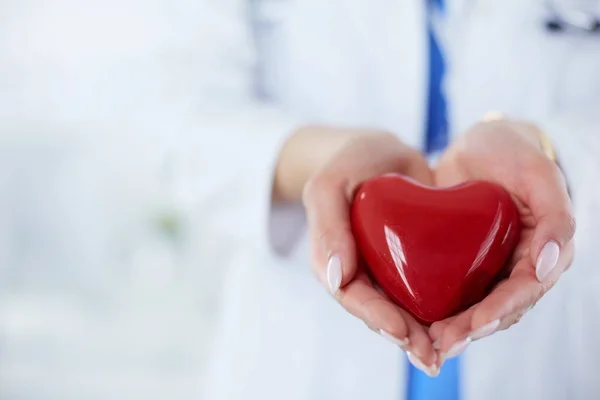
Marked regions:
[301,175,324,206]
[403,146,423,162]
[561,212,577,240]
[317,226,354,262]
[545,210,576,245]
[535,280,546,296]
[501,313,521,331]
[318,224,353,244]
[512,313,523,325]
[317,227,337,250]
[530,284,546,304]
[302,173,343,207]
[539,279,555,294]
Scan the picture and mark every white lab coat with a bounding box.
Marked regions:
[0,0,599,399]
[204,1,600,400]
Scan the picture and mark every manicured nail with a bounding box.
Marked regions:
[380,330,409,349]
[432,339,441,350]
[441,338,471,362]
[536,241,560,282]
[469,319,500,341]
[327,255,342,294]
[407,352,439,377]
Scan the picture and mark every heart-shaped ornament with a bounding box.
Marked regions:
[351,174,521,325]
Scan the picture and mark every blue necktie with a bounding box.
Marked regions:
[406,1,460,400]
[424,0,449,155]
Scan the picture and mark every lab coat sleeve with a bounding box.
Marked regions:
[168,0,305,259]
[184,106,304,259]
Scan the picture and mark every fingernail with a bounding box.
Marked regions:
[469,319,500,341]
[327,255,342,294]
[441,337,471,362]
[432,339,441,350]
[379,330,409,349]
[536,241,560,282]
[407,352,439,378]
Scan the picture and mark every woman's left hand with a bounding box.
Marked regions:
[430,118,576,366]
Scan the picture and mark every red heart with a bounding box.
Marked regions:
[350,174,521,326]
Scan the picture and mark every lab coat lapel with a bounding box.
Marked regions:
[273,0,428,150]
[350,0,429,149]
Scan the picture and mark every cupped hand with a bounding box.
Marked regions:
[300,130,440,375]
[430,119,575,365]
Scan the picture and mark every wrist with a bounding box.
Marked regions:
[481,112,557,162]
[480,113,569,196]
[273,126,390,202]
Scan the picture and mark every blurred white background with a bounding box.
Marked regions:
[0,0,231,398]
[0,128,226,398]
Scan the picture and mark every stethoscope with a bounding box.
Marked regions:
[545,0,600,33]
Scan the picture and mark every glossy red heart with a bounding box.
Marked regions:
[350,174,521,326]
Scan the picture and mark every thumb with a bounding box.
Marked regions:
[522,162,576,282]
[303,176,358,294]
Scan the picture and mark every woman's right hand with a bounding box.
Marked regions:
[275,127,439,376]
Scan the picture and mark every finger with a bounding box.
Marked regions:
[439,254,568,359]
[434,302,528,368]
[303,175,358,293]
[436,304,530,369]
[496,305,532,332]
[324,269,416,354]
[335,272,410,340]
[432,290,536,367]
[469,259,548,331]
[468,238,573,331]
[338,271,438,367]
[517,159,575,282]
[428,316,457,349]
[397,308,438,369]
[374,283,438,371]
[430,291,503,351]
[313,262,438,374]
[436,307,477,364]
